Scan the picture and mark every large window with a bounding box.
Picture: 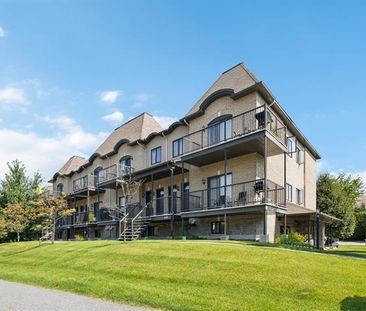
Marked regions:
[172,138,183,157]
[286,183,293,202]
[296,146,302,164]
[287,137,294,157]
[211,221,225,234]
[120,156,132,175]
[56,183,63,193]
[207,115,232,146]
[296,188,303,205]
[93,167,102,186]
[151,146,162,165]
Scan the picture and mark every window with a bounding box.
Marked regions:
[120,156,132,175]
[296,146,302,164]
[286,137,294,157]
[151,146,162,165]
[211,221,225,234]
[172,138,183,157]
[296,188,303,205]
[93,167,102,186]
[207,115,232,146]
[56,183,63,193]
[286,183,293,202]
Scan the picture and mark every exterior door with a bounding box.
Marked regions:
[156,188,164,214]
[168,185,177,213]
[145,191,153,216]
[208,174,232,208]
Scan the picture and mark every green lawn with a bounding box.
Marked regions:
[0,240,365,311]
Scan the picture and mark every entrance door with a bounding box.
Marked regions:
[208,174,232,208]
[145,191,153,216]
[168,185,177,213]
[156,188,164,214]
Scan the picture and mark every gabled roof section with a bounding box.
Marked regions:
[185,63,258,116]
[95,112,163,156]
[58,155,87,175]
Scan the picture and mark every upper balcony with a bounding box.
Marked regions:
[72,175,95,195]
[179,105,287,166]
[97,164,135,188]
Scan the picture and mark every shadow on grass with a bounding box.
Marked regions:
[239,241,366,259]
[0,244,42,257]
[340,296,366,311]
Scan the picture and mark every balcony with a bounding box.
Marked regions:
[73,175,95,195]
[180,105,287,166]
[97,164,135,188]
[56,207,124,228]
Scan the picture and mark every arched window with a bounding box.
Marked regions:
[120,156,133,175]
[56,183,64,193]
[207,114,232,146]
[93,166,103,186]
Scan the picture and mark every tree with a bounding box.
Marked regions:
[0,160,43,210]
[2,203,36,242]
[317,173,364,239]
[32,193,75,244]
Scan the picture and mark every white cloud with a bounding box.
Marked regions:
[102,111,124,125]
[100,90,122,104]
[0,87,28,110]
[0,27,5,37]
[40,114,108,149]
[153,115,178,129]
[0,128,83,182]
[133,93,153,108]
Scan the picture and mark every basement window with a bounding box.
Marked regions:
[211,221,224,234]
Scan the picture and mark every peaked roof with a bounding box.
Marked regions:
[57,155,87,175]
[95,112,163,156]
[186,63,258,116]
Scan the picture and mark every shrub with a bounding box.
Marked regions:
[74,234,86,241]
[275,231,307,246]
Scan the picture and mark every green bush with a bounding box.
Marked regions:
[275,231,307,246]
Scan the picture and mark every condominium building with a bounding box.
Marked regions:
[50,63,333,247]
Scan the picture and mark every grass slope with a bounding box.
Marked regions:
[0,240,365,311]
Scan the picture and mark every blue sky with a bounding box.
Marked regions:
[0,0,365,183]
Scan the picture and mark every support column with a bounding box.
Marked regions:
[264,136,268,203]
[170,166,174,238]
[284,151,287,208]
[224,149,227,207]
[181,161,185,211]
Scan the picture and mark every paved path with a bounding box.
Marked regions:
[339,241,366,246]
[0,280,151,311]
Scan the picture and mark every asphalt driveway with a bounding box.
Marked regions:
[0,280,151,311]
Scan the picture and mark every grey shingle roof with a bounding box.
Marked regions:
[94,112,163,156]
[57,155,87,175]
[185,63,258,116]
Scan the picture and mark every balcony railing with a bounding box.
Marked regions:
[145,196,182,217]
[179,105,286,156]
[56,207,124,227]
[73,175,94,192]
[181,179,285,212]
[97,164,135,185]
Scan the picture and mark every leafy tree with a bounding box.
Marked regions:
[0,160,43,209]
[0,217,6,241]
[33,193,75,244]
[2,203,36,242]
[317,173,364,239]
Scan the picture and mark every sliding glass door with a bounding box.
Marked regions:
[208,174,232,208]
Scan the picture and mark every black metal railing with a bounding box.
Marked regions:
[181,179,285,212]
[97,164,135,185]
[73,175,94,192]
[179,105,286,156]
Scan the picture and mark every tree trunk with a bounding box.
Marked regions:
[17,231,20,242]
